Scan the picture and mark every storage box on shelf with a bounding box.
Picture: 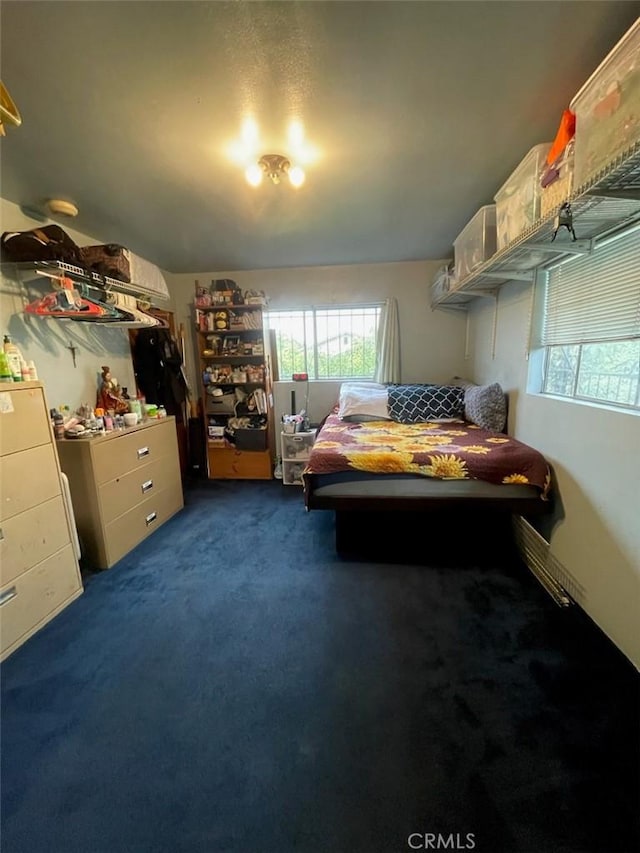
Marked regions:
[281,430,316,486]
[434,140,640,307]
[494,142,551,250]
[197,302,273,479]
[570,18,640,190]
[540,141,575,218]
[431,261,454,301]
[453,205,497,283]
[431,18,640,310]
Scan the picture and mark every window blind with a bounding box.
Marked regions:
[542,227,640,346]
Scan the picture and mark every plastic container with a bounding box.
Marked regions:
[128,398,142,420]
[431,261,455,300]
[0,351,12,382]
[570,19,640,189]
[3,335,23,382]
[494,143,551,250]
[453,205,497,281]
[541,141,575,219]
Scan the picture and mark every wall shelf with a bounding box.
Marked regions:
[432,141,640,309]
[3,259,169,302]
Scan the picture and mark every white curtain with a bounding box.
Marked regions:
[374,297,400,383]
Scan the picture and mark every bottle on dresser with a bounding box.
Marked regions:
[3,335,23,382]
[0,350,12,382]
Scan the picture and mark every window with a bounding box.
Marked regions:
[539,225,640,410]
[267,304,383,380]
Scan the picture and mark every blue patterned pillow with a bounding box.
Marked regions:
[387,384,465,423]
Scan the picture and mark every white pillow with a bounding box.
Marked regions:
[338,382,391,421]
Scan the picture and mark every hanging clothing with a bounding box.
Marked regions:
[132,328,188,416]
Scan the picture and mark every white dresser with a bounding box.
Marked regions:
[0,381,83,661]
[57,417,183,570]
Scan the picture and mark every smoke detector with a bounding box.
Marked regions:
[46,199,79,218]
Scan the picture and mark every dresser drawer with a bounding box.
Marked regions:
[0,444,61,523]
[92,421,177,485]
[104,479,183,567]
[98,453,181,525]
[0,495,71,587]
[0,385,51,456]
[0,544,81,659]
[208,447,272,479]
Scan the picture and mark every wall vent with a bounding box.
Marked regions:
[512,516,584,607]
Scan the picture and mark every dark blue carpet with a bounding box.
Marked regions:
[1,481,638,853]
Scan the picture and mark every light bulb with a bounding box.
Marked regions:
[288,165,305,188]
[245,163,263,187]
[241,117,259,147]
[288,120,304,148]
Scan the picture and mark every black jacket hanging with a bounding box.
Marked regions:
[132,328,187,415]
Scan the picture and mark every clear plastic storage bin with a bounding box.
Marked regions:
[494,142,551,250]
[453,205,497,282]
[281,429,316,486]
[570,19,640,189]
[431,261,454,302]
[540,141,575,219]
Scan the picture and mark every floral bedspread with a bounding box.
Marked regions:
[304,413,551,497]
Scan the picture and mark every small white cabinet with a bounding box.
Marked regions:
[281,430,316,486]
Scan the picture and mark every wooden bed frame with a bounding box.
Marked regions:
[306,477,552,553]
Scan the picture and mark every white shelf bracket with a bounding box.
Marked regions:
[526,239,593,256]
[491,289,499,360]
[584,188,640,201]
[479,270,535,282]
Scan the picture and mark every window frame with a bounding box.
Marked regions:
[532,222,640,414]
[267,303,384,381]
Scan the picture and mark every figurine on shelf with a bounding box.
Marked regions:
[97,365,129,414]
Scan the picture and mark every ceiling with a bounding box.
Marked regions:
[1,1,638,274]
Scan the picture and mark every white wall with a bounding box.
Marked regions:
[467,281,640,669]
[166,259,469,403]
[0,198,137,413]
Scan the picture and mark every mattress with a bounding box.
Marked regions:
[307,470,540,500]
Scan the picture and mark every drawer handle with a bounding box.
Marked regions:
[145,511,157,526]
[0,586,17,607]
[137,446,150,459]
[141,479,154,493]
[0,527,4,541]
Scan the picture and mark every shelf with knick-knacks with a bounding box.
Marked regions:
[195,300,272,480]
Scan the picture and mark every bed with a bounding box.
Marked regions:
[303,382,552,552]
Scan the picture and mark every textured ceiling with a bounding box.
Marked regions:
[1,1,638,273]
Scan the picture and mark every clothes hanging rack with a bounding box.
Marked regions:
[21,270,164,326]
[5,259,170,302]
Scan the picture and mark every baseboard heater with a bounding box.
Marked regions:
[512,516,573,608]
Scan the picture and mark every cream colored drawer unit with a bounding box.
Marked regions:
[57,417,184,570]
[1,545,80,658]
[91,421,177,485]
[0,382,83,661]
[0,495,71,587]
[0,443,61,522]
[0,382,51,455]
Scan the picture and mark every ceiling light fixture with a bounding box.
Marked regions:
[245,154,305,188]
